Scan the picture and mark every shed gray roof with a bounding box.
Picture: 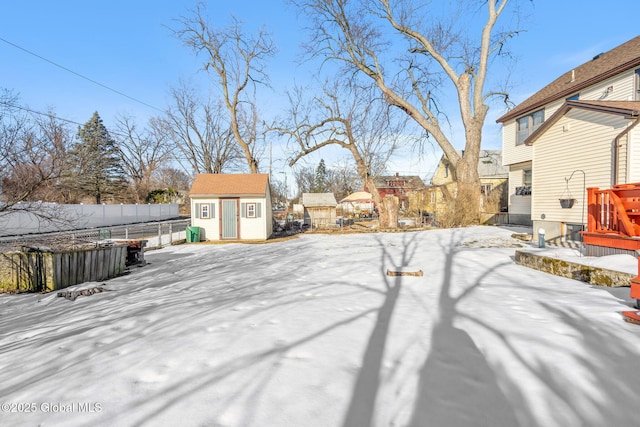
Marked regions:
[302,193,337,207]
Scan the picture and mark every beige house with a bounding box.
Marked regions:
[418,150,508,224]
[301,193,337,228]
[339,191,375,218]
[189,174,273,241]
[497,36,640,244]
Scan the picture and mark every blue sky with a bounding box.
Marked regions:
[1,1,640,180]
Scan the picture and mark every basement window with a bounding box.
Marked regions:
[565,223,584,242]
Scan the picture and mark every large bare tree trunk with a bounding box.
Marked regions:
[381,196,399,229]
[293,0,515,226]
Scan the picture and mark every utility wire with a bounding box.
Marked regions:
[1,101,84,127]
[1,100,148,141]
[0,36,165,113]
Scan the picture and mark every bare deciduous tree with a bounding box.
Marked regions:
[114,114,173,203]
[292,0,519,224]
[275,81,407,227]
[160,83,242,175]
[0,90,73,225]
[174,3,275,173]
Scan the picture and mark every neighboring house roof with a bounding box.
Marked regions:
[432,150,508,183]
[476,150,509,178]
[496,35,640,123]
[373,174,427,190]
[189,173,269,196]
[525,100,640,145]
[340,191,373,203]
[302,193,337,207]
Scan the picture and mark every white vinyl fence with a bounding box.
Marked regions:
[0,203,180,237]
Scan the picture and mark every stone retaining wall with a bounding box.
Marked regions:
[514,250,634,287]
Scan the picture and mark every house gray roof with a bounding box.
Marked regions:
[302,193,337,207]
[438,150,507,179]
[496,36,640,123]
[476,150,508,178]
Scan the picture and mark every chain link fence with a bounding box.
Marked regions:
[0,219,191,253]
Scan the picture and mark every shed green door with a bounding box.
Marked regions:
[221,199,238,239]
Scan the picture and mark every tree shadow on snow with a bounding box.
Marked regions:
[341,232,420,427]
[406,231,520,427]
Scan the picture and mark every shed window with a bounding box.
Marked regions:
[194,202,215,219]
[241,202,262,218]
[247,203,256,218]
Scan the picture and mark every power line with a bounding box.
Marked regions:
[0,36,165,113]
[1,101,143,140]
[1,101,84,127]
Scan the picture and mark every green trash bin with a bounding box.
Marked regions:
[186,226,201,242]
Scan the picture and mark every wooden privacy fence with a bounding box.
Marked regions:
[0,244,128,293]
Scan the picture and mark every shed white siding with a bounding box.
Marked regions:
[191,195,272,241]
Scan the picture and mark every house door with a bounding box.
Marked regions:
[221,199,238,239]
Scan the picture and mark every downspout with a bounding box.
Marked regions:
[613,115,640,185]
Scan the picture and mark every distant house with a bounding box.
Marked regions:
[301,193,337,228]
[368,174,426,210]
[339,191,375,218]
[420,150,508,223]
[496,35,640,244]
[189,174,272,241]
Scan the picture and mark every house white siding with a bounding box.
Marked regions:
[508,162,531,213]
[532,109,628,226]
[629,129,640,182]
[578,71,635,102]
[502,98,566,167]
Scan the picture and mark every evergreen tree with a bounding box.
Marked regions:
[313,159,328,193]
[68,112,126,203]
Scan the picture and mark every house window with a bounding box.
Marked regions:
[480,184,493,195]
[566,94,579,101]
[516,109,544,145]
[246,203,256,218]
[430,192,436,204]
[516,170,532,196]
[635,69,640,101]
[201,203,209,219]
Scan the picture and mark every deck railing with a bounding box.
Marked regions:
[587,183,640,237]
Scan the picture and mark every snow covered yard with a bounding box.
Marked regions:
[1,226,639,427]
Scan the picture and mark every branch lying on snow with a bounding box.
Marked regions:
[57,285,108,301]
